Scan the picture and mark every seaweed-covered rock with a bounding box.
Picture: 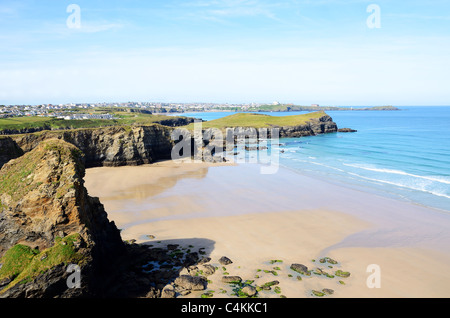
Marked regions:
[242,285,258,297]
[335,270,351,278]
[319,257,338,264]
[290,263,309,275]
[199,264,216,276]
[322,288,334,295]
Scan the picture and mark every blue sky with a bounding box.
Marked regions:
[1,0,449,105]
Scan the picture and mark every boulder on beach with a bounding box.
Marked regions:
[174,275,207,291]
[221,276,242,284]
[242,285,258,297]
[290,263,309,275]
[219,256,233,265]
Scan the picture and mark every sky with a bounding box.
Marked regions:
[0,0,449,106]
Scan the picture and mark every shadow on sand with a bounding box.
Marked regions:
[105,237,216,298]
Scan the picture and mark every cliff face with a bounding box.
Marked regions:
[278,114,338,137]
[0,139,124,297]
[12,125,175,168]
[0,137,23,169]
[5,115,338,169]
[221,114,338,139]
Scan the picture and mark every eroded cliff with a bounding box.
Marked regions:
[279,113,338,137]
[11,124,175,168]
[0,139,125,297]
[3,114,339,170]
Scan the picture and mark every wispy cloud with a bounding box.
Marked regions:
[386,12,450,21]
[177,0,285,22]
[69,22,125,34]
[0,2,22,16]
[25,20,125,38]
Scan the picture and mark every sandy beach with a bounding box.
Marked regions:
[84,160,450,298]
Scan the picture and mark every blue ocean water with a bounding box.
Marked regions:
[171,107,450,212]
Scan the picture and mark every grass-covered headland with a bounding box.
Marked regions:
[0,109,190,134]
[184,111,327,130]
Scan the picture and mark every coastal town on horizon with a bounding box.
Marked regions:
[0,100,399,119]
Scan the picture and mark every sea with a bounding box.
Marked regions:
[169,107,450,213]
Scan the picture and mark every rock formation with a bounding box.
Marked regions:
[11,124,175,168]
[0,138,212,298]
[278,113,338,137]
[0,139,125,297]
[2,114,341,170]
[0,137,23,169]
[338,128,358,132]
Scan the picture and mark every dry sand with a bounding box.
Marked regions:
[84,160,450,298]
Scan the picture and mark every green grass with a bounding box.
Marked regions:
[0,116,51,129]
[0,139,83,203]
[0,148,39,201]
[184,111,326,130]
[0,245,40,281]
[0,234,85,293]
[0,111,186,133]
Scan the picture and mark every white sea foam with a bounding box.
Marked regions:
[346,172,450,200]
[343,163,450,185]
[310,161,346,173]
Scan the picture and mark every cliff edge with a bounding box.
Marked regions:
[0,139,125,297]
[11,124,175,168]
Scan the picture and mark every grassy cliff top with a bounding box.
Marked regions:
[0,111,184,133]
[184,111,327,130]
[0,139,83,204]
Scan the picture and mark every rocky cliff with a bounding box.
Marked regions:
[0,138,212,299]
[278,114,338,137]
[11,124,175,168]
[0,139,125,297]
[4,115,339,169]
[215,114,338,141]
[0,137,23,169]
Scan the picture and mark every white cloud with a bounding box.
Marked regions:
[1,36,449,105]
[177,0,284,22]
[74,22,124,33]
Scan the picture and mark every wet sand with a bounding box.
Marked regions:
[84,160,450,298]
